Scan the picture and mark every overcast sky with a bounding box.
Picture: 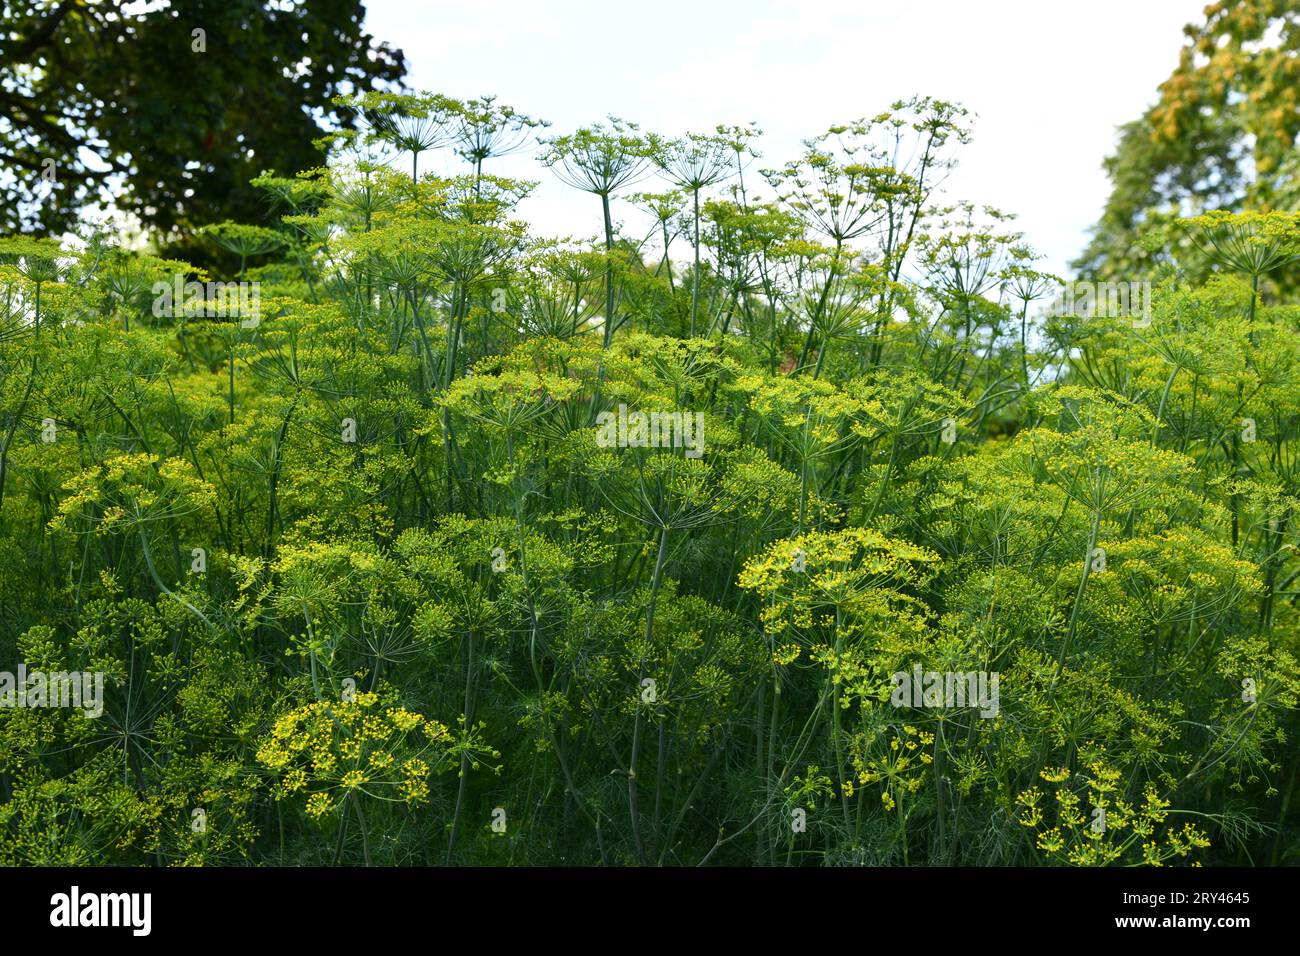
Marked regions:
[362,0,1208,276]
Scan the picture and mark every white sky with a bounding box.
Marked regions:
[362,0,1208,276]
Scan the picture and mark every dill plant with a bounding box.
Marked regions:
[0,93,1298,870]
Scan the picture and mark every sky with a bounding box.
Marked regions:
[362,0,1209,277]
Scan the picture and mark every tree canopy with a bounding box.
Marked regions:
[0,0,405,243]
[1075,0,1300,282]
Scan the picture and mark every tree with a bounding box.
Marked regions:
[1074,0,1300,282]
[0,0,405,243]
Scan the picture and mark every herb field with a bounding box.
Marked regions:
[1,86,1299,869]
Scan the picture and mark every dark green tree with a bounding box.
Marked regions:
[0,0,405,241]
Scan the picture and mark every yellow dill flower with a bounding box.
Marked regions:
[341,769,367,789]
[284,768,308,795]
[306,792,333,820]
[773,644,802,666]
[390,709,422,732]
[1036,828,1064,853]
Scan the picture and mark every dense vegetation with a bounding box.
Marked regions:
[1,90,1299,867]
